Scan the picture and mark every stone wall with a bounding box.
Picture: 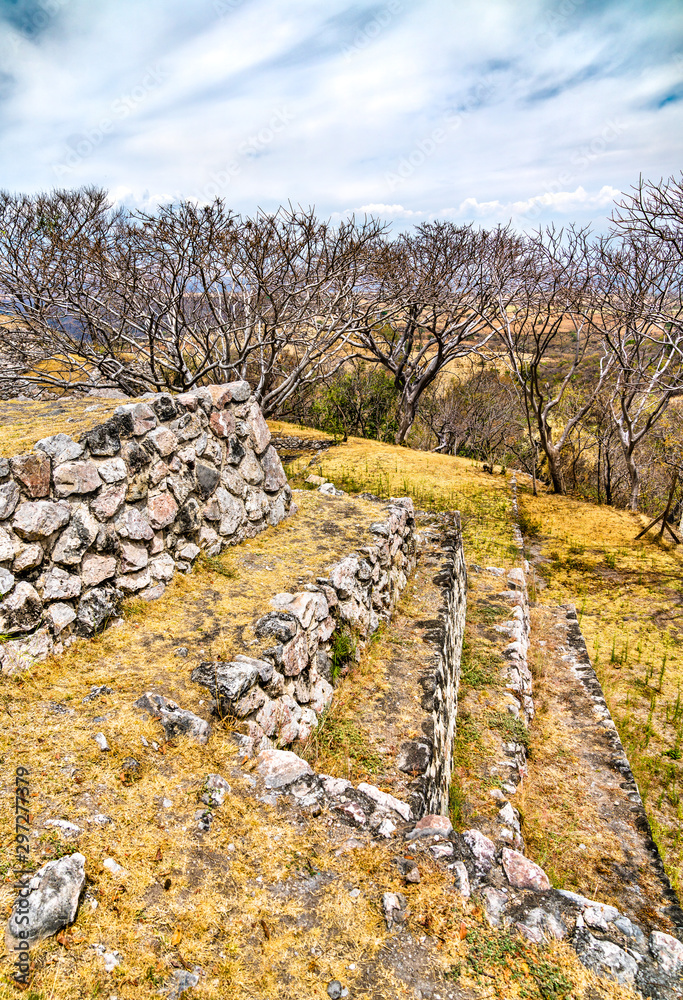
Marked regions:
[422,515,467,816]
[192,498,418,748]
[0,383,291,667]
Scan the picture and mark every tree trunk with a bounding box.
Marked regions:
[624,448,640,511]
[546,445,566,495]
[395,403,416,445]
[538,427,566,494]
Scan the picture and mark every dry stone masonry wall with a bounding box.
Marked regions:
[411,516,468,817]
[192,497,418,748]
[0,383,291,670]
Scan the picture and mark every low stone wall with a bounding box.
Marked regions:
[192,497,417,747]
[422,516,467,815]
[271,435,337,453]
[0,383,291,667]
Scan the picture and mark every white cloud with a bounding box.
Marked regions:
[0,0,680,232]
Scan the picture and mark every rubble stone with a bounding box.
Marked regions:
[0,581,43,633]
[10,451,51,497]
[256,748,312,788]
[54,461,102,496]
[13,500,70,539]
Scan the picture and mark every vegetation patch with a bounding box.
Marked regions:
[451,924,574,1000]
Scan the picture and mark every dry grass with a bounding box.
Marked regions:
[518,480,683,893]
[0,412,666,998]
[286,432,516,567]
[0,397,135,457]
[267,420,335,441]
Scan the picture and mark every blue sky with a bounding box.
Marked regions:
[0,0,681,230]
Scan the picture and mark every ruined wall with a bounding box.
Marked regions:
[422,515,467,815]
[192,498,418,747]
[0,383,291,668]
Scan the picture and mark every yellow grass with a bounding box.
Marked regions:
[518,481,683,892]
[285,432,516,567]
[0,398,133,457]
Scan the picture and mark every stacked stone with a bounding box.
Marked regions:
[192,498,417,746]
[0,382,291,667]
[270,435,336,453]
[422,516,467,817]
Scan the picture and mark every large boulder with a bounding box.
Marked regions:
[51,505,98,565]
[53,461,102,497]
[261,445,288,491]
[13,500,70,540]
[5,853,86,950]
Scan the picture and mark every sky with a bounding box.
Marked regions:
[0,0,681,231]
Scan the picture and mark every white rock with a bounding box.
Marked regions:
[97,458,127,483]
[649,930,683,974]
[451,860,471,898]
[256,748,312,789]
[5,853,86,949]
[321,775,353,797]
[0,526,14,562]
[377,818,397,838]
[357,782,412,822]
[149,552,175,581]
[102,858,127,876]
[44,819,82,837]
[46,602,77,635]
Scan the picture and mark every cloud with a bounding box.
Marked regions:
[0,0,681,232]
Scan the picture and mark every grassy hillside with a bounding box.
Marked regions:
[0,418,677,998]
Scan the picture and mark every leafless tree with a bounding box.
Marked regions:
[492,225,613,495]
[213,206,387,416]
[416,360,520,462]
[0,192,387,405]
[351,222,521,444]
[589,232,683,510]
[612,172,683,258]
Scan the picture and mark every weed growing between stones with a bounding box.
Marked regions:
[487,711,530,750]
[460,641,500,689]
[329,626,357,682]
[449,924,574,999]
[302,710,384,777]
[195,549,238,579]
